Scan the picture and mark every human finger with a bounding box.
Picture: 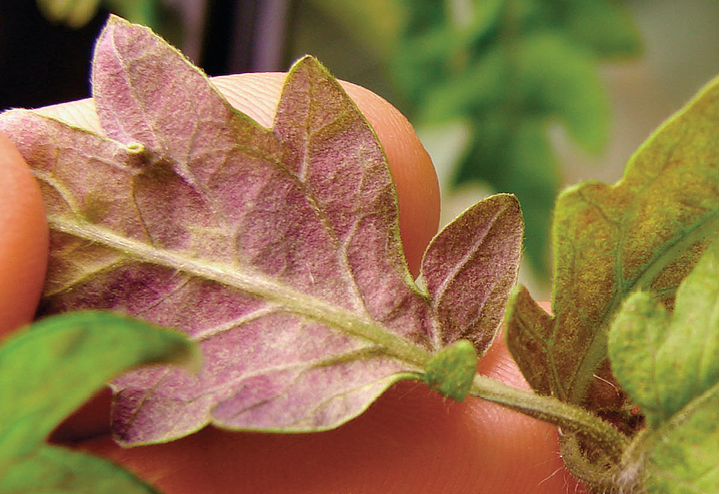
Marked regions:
[75,326,585,493]
[0,133,49,337]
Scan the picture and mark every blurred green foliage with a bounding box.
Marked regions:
[312,0,641,277]
[36,0,161,28]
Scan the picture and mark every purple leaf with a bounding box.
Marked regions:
[421,193,523,351]
[0,16,523,445]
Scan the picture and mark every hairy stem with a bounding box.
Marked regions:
[51,220,629,457]
[470,374,630,460]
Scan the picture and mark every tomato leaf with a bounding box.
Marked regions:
[421,192,523,351]
[0,311,197,493]
[608,242,718,493]
[506,78,719,417]
[0,16,523,445]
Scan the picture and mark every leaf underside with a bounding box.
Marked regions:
[0,16,523,445]
[506,78,719,424]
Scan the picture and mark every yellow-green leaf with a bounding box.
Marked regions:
[506,78,719,416]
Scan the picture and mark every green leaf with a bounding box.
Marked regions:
[608,242,718,493]
[506,77,719,418]
[415,44,507,123]
[2,446,161,494]
[644,387,718,494]
[423,339,478,402]
[420,30,609,152]
[554,0,642,58]
[0,311,198,492]
[515,31,609,155]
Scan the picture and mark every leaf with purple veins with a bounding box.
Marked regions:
[0,15,523,446]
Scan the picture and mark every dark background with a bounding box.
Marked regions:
[0,0,301,110]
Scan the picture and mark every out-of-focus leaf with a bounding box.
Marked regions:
[380,0,642,277]
[0,16,523,446]
[35,0,163,29]
[608,242,718,493]
[36,0,102,28]
[515,31,608,155]
[0,311,197,493]
[420,31,608,153]
[307,0,406,58]
[416,44,507,123]
[462,0,505,41]
[506,78,719,418]
[554,0,642,58]
[392,27,462,105]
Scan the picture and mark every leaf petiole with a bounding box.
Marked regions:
[52,210,629,450]
[469,374,630,460]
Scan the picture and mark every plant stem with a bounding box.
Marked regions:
[470,374,630,460]
[51,220,630,457]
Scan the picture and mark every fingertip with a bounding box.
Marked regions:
[78,366,585,494]
[0,132,49,337]
[455,330,585,493]
[210,73,286,128]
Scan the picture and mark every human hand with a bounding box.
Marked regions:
[0,74,587,493]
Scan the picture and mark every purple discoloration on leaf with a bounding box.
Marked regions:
[0,16,523,445]
[421,193,523,352]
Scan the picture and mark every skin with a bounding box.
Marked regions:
[1,74,587,493]
[0,132,49,338]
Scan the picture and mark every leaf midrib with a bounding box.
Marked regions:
[48,216,432,370]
